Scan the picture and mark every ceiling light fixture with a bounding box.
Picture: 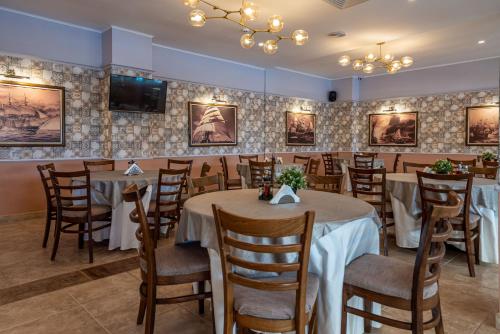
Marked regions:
[338,42,414,74]
[183,0,308,55]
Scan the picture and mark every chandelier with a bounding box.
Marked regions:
[338,42,414,74]
[183,0,309,55]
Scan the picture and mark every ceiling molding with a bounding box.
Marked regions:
[273,67,333,81]
[109,25,154,38]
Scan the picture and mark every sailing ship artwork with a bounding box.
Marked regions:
[188,102,237,146]
[0,81,65,146]
[286,111,316,146]
[466,106,499,146]
[369,111,418,147]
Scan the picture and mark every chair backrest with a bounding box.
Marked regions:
[469,166,497,180]
[307,159,321,175]
[348,167,387,211]
[187,173,224,197]
[83,159,115,172]
[200,162,211,177]
[321,153,334,175]
[212,205,315,333]
[293,155,311,171]
[220,156,232,190]
[359,152,378,158]
[306,174,343,193]
[416,171,473,227]
[249,160,275,189]
[153,168,188,216]
[353,154,375,169]
[403,162,433,173]
[412,191,462,306]
[49,170,91,218]
[37,163,56,208]
[122,184,155,278]
[447,158,476,167]
[168,159,193,176]
[239,154,258,163]
[482,160,499,168]
[392,153,402,173]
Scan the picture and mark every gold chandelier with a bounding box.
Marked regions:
[338,42,414,74]
[183,0,309,55]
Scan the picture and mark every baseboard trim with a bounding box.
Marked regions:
[0,210,45,223]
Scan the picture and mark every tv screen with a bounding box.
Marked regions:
[109,75,167,113]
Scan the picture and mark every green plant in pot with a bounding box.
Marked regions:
[276,167,307,193]
[481,151,497,161]
[432,159,453,174]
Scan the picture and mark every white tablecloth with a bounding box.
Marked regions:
[386,173,499,264]
[176,189,381,334]
[335,158,385,192]
[236,163,304,188]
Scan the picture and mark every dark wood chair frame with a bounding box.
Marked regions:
[307,159,321,175]
[37,163,57,248]
[416,171,479,277]
[392,153,402,173]
[123,184,212,334]
[83,159,115,171]
[168,159,194,196]
[49,169,112,263]
[293,155,311,172]
[321,153,335,176]
[447,158,476,167]
[353,154,375,169]
[403,162,433,173]
[238,154,259,163]
[306,174,343,193]
[212,205,317,334]
[248,160,275,189]
[482,160,499,168]
[341,192,463,334]
[469,166,498,180]
[220,156,243,190]
[187,172,225,197]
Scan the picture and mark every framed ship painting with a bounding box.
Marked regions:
[465,105,499,146]
[286,111,316,146]
[369,111,418,147]
[188,102,238,146]
[0,80,65,147]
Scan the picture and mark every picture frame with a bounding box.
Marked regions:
[0,80,65,147]
[285,111,316,146]
[188,101,238,147]
[368,111,418,147]
[465,105,499,146]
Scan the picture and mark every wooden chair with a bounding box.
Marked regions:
[83,159,115,172]
[349,167,392,256]
[470,166,497,180]
[122,184,212,334]
[417,171,479,277]
[306,174,343,193]
[49,170,112,263]
[37,163,58,248]
[359,152,378,158]
[220,156,243,190]
[308,159,321,175]
[168,159,193,196]
[482,160,499,168]
[249,160,275,189]
[403,162,433,173]
[239,154,259,163]
[447,158,476,167]
[187,173,225,197]
[341,191,463,334]
[200,162,211,177]
[322,153,335,175]
[392,153,402,173]
[212,205,318,334]
[147,168,187,240]
[294,155,311,171]
[353,154,375,168]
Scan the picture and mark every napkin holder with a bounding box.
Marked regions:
[124,163,144,176]
[269,185,300,205]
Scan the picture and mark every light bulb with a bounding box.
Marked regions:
[365,53,377,62]
[363,63,374,73]
[401,56,414,67]
[268,15,284,33]
[383,54,394,62]
[391,60,402,70]
[387,66,398,74]
[241,1,258,21]
[240,34,255,49]
[292,30,308,46]
[183,0,199,8]
[189,9,206,27]
[263,40,278,55]
[338,55,351,67]
[352,59,364,71]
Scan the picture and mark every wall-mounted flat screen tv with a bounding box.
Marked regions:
[109,74,167,113]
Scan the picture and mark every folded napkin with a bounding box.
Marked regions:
[124,163,144,176]
[269,185,300,205]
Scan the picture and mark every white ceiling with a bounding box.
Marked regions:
[1,0,499,79]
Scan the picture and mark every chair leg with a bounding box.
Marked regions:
[87,221,94,264]
[309,301,318,334]
[464,231,476,277]
[50,215,62,261]
[364,299,372,333]
[42,210,52,248]
[432,299,444,334]
[137,282,147,325]
[145,282,157,334]
[340,288,348,334]
[198,281,205,315]
[78,223,85,249]
[474,228,481,266]
[382,217,389,256]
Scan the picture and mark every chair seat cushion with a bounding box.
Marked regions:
[233,272,319,320]
[62,204,112,220]
[344,254,437,300]
[140,242,210,277]
[450,213,480,229]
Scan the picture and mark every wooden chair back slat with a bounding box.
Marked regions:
[249,160,275,189]
[307,159,321,175]
[321,153,335,175]
[224,236,302,253]
[306,174,343,193]
[403,162,432,173]
[227,255,300,273]
[447,158,476,167]
[239,154,259,163]
[228,273,299,292]
[49,170,91,213]
[470,166,497,179]
[83,159,115,172]
[167,159,193,175]
[154,168,188,216]
[293,155,311,171]
[353,154,375,169]
[482,160,499,168]
[187,173,224,197]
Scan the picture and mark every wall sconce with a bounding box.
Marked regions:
[383,106,396,112]
[0,69,30,80]
[300,105,312,112]
[211,94,227,104]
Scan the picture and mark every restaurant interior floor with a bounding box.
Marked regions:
[0,217,498,334]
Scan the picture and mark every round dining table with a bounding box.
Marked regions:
[176,189,381,334]
[386,173,499,264]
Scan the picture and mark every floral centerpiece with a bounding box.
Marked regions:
[481,150,497,162]
[276,167,307,193]
[432,159,453,174]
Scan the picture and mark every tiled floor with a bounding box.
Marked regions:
[0,217,498,333]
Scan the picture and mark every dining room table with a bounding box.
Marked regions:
[386,172,499,264]
[176,188,382,334]
[236,162,304,188]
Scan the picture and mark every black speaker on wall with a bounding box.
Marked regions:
[328,91,337,102]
